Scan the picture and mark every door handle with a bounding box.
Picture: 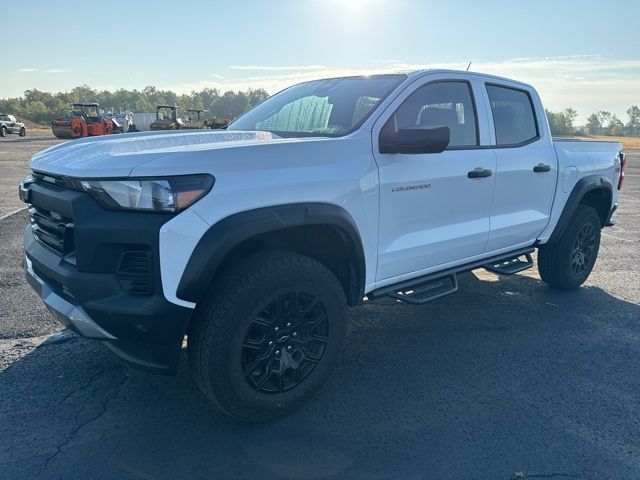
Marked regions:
[467,168,493,179]
[533,163,551,173]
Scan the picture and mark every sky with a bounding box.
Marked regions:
[3,0,639,123]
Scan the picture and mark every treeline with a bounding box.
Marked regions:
[2,84,639,137]
[0,85,270,125]
[546,106,640,137]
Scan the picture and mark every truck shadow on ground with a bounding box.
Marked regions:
[2,272,639,479]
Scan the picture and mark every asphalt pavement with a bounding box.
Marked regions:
[0,135,638,479]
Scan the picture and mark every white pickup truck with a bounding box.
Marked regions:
[20,70,625,421]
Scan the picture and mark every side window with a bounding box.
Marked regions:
[389,81,478,147]
[486,84,538,146]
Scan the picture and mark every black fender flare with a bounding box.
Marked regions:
[547,174,613,244]
[176,203,366,305]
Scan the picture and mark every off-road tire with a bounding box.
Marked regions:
[538,205,601,290]
[188,250,347,422]
[0,126,6,137]
[19,127,26,137]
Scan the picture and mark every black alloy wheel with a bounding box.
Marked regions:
[241,291,329,394]
[188,251,348,422]
[570,223,596,275]
[538,204,601,290]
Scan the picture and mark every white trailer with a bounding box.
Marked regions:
[131,113,156,131]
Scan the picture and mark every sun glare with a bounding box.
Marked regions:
[337,0,377,11]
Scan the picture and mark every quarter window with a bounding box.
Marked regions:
[486,85,538,146]
[388,81,478,147]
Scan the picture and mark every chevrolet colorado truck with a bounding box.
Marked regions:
[19,70,625,421]
[0,114,27,137]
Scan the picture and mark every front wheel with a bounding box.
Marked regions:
[538,205,601,290]
[188,251,347,422]
[19,127,26,137]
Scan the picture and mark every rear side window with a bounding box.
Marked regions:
[486,84,538,146]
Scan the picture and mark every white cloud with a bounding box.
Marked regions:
[211,74,225,79]
[228,65,330,71]
[16,67,69,74]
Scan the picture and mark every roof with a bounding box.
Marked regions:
[404,69,535,90]
[289,69,535,92]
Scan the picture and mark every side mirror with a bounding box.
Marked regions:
[379,126,450,154]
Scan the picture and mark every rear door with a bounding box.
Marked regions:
[373,74,496,282]
[482,83,557,252]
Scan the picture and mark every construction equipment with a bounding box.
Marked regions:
[183,109,207,129]
[51,103,114,139]
[204,116,232,129]
[105,110,134,134]
[149,105,180,130]
[149,105,209,131]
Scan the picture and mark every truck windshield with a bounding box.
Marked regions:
[228,75,405,137]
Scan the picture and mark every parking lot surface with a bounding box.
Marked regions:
[0,134,638,479]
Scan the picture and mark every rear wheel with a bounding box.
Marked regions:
[538,205,601,290]
[188,251,347,422]
[0,126,6,137]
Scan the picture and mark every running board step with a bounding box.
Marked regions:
[483,253,533,275]
[387,273,458,305]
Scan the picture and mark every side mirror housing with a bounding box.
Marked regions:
[379,126,450,154]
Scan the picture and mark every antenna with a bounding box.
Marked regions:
[466,61,472,72]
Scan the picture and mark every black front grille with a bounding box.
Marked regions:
[116,251,154,295]
[31,171,83,191]
[29,205,74,256]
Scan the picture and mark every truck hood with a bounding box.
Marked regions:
[29,130,283,178]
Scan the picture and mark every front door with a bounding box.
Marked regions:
[373,79,496,281]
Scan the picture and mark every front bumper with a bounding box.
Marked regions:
[24,228,192,374]
[24,257,115,340]
[22,179,194,374]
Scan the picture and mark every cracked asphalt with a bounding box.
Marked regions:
[0,134,638,480]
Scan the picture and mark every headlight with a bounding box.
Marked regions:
[80,174,214,213]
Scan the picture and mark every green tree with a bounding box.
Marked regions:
[545,108,578,136]
[608,115,624,136]
[597,111,612,134]
[24,100,50,124]
[626,105,640,136]
[563,108,578,133]
[69,85,98,103]
[586,113,602,135]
